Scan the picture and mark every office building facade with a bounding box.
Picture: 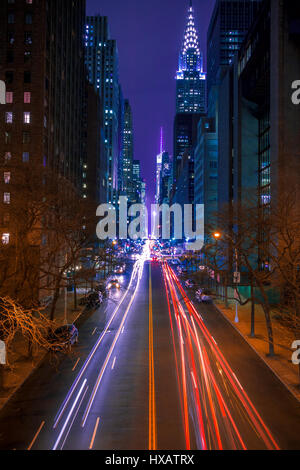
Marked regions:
[0,0,86,223]
[85,16,120,204]
[121,99,134,201]
[194,117,218,240]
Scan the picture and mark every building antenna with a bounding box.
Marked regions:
[160,127,164,154]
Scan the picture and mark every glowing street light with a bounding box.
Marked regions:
[213,232,221,240]
[213,230,239,323]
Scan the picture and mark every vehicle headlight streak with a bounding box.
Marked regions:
[53,258,141,430]
[162,262,280,451]
[52,380,88,450]
[51,254,146,450]
[81,256,145,428]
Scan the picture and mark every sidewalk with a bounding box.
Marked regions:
[215,297,300,401]
[0,292,87,410]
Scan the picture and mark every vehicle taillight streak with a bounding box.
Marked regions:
[162,262,280,450]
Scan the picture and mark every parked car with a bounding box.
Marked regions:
[95,283,107,297]
[185,279,195,289]
[48,325,78,351]
[80,291,103,308]
[196,289,213,304]
[88,291,103,307]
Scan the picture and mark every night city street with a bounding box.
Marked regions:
[0,0,300,457]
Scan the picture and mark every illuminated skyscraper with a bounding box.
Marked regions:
[155,128,168,204]
[173,1,206,195]
[122,99,134,200]
[85,16,120,204]
[176,1,206,114]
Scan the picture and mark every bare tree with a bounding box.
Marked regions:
[202,187,300,361]
[0,297,58,390]
[0,158,111,319]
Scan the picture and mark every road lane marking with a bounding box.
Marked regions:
[89,417,100,450]
[27,421,45,450]
[111,357,117,370]
[92,328,97,336]
[72,358,80,371]
[148,263,157,451]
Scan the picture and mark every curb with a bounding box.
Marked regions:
[214,302,300,403]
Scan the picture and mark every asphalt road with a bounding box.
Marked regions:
[0,255,299,450]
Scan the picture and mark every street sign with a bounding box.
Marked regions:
[0,341,6,365]
[233,272,241,284]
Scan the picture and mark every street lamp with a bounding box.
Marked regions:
[213,231,239,323]
[213,232,221,240]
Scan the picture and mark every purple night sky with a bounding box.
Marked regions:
[86,0,215,203]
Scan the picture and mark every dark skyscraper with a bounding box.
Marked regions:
[84,83,107,205]
[85,16,120,204]
[207,0,262,104]
[173,113,201,184]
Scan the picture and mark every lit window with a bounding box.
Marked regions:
[6,92,13,104]
[24,32,32,45]
[4,172,11,184]
[5,112,13,124]
[23,112,31,124]
[5,132,11,144]
[4,193,10,204]
[24,92,31,104]
[2,234,10,245]
[22,152,29,162]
